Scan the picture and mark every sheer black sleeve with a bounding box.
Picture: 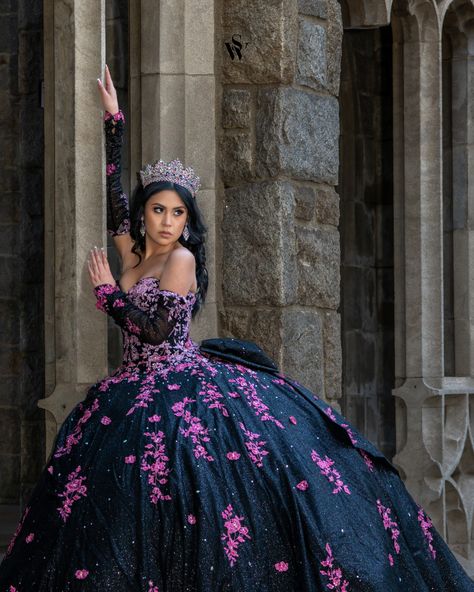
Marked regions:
[93,283,180,345]
[104,110,131,236]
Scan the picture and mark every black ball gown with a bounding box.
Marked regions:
[0,110,472,591]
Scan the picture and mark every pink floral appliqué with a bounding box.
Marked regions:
[376,499,400,564]
[101,416,112,425]
[417,506,436,559]
[125,317,142,335]
[187,513,197,524]
[140,425,172,503]
[227,451,241,461]
[57,466,88,522]
[172,396,214,462]
[275,561,289,572]
[6,506,30,556]
[221,504,251,567]
[320,543,350,591]
[25,533,34,543]
[75,569,89,580]
[106,163,117,176]
[148,580,159,592]
[311,450,351,495]
[289,416,297,425]
[199,378,230,417]
[94,283,119,312]
[359,450,374,472]
[239,421,269,467]
[54,398,100,458]
[296,480,309,491]
[228,375,285,429]
[124,455,136,464]
[126,372,161,416]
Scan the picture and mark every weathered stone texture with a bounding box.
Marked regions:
[222,181,297,306]
[222,89,251,129]
[222,0,298,84]
[282,308,324,395]
[323,310,342,401]
[296,18,327,91]
[219,133,253,185]
[296,224,340,309]
[298,0,327,18]
[256,88,339,183]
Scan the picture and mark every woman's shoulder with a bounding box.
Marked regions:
[168,245,196,265]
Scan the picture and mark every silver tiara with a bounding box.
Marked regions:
[139,158,201,197]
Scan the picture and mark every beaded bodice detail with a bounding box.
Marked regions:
[119,277,199,369]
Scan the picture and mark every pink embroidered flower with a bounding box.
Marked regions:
[112,297,125,308]
[320,543,350,591]
[275,561,289,572]
[9,587,18,592]
[148,580,159,592]
[377,499,400,564]
[125,455,136,464]
[140,429,172,503]
[6,506,30,556]
[187,514,197,524]
[172,397,214,462]
[229,376,284,429]
[47,465,54,474]
[239,421,269,467]
[311,450,351,495]
[325,406,337,421]
[272,378,285,385]
[417,506,436,559]
[54,398,100,458]
[388,553,394,566]
[25,533,34,543]
[221,504,251,567]
[340,423,358,445]
[289,416,297,425]
[101,416,112,425]
[94,283,119,312]
[359,450,374,471]
[296,480,309,491]
[104,110,124,122]
[57,467,87,522]
[226,451,241,461]
[148,414,161,422]
[167,383,181,390]
[75,569,89,580]
[106,163,117,176]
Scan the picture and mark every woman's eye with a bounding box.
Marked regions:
[174,210,184,216]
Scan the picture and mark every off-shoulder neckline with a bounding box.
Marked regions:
[118,276,196,299]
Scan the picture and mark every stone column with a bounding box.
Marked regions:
[129,0,218,340]
[220,0,343,405]
[39,0,108,455]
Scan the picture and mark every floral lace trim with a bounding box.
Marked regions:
[104,109,125,122]
[94,283,120,312]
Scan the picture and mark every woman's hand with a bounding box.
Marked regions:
[87,246,116,288]
[97,64,119,115]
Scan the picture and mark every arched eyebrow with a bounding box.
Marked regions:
[150,202,187,209]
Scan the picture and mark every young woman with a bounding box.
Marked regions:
[1,65,473,591]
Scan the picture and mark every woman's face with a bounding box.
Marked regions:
[143,189,188,246]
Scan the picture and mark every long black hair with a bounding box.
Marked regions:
[129,180,208,318]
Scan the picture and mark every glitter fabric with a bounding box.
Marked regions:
[1,277,473,590]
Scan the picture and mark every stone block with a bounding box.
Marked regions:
[0,408,20,454]
[0,454,20,503]
[315,185,339,226]
[219,132,253,185]
[326,0,343,96]
[248,308,283,364]
[219,307,252,338]
[298,0,327,18]
[281,308,324,396]
[222,88,251,129]
[296,224,339,309]
[323,310,341,401]
[222,180,297,306]
[222,0,298,84]
[256,88,339,183]
[294,184,316,221]
[296,17,326,91]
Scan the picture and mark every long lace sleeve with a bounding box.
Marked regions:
[104,110,130,236]
[94,283,179,345]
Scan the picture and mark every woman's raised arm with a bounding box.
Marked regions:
[97,65,135,267]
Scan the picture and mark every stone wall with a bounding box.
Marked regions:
[219,0,343,406]
[0,0,44,506]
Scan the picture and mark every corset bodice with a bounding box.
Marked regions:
[119,276,199,369]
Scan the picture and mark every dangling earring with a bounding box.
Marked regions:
[140,218,145,237]
[183,223,190,241]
